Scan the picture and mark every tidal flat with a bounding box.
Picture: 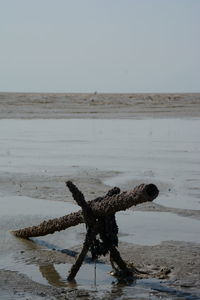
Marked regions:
[0,93,200,299]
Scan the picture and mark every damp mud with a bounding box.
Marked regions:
[0,93,200,299]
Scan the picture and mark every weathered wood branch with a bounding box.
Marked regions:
[66,181,99,280]
[66,181,94,227]
[67,231,91,281]
[66,181,133,281]
[12,183,159,239]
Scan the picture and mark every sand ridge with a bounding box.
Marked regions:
[0,92,200,119]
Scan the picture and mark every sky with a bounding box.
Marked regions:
[0,0,199,93]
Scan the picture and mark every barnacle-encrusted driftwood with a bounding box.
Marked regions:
[12,183,159,239]
[12,181,159,281]
[66,181,133,280]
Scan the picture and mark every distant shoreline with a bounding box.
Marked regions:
[0,92,200,119]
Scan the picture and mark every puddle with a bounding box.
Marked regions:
[0,195,79,217]
[0,195,86,256]
[1,254,199,300]
[0,253,113,290]
[157,192,200,210]
[117,211,200,245]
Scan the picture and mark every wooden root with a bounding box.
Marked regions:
[12,183,159,239]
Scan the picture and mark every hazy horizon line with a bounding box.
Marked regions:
[1,90,200,95]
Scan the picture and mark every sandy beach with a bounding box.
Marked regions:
[0,93,200,299]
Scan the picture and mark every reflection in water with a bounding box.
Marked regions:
[38,261,133,300]
[38,261,116,294]
[38,263,128,300]
[2,235,199,300]
[38,262,200,300]
[39,265,68,287]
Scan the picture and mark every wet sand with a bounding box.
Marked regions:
[0,93,200,299]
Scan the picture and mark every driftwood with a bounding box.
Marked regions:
[12,183,159,239]
[12,181,159,281]
[65,181,131,280]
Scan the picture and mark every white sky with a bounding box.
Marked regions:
[0,0,199,93]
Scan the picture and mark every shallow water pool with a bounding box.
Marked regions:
[0,118,200,210]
